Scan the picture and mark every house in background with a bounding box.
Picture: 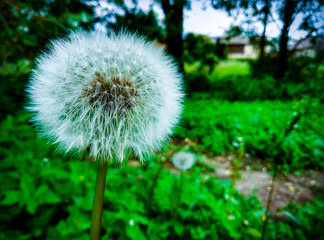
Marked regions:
[215,36,265,59]
[214,35,323,60]
[289,36,324,59]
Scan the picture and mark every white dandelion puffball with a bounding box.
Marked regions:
[171,152,196,171]
[27,30,183,162]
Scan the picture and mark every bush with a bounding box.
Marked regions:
[185,72,324,102]
[285,56,321,83]
[211,76,280,101]
[176,98,324,169]
[249,57,278,78]
[183,34,215,63]
[184,72,213,94]
[0,60,31,119]
[0,113,263,239]
[265,199,324,240]
[1,113,324,239]
[249,56,322,82]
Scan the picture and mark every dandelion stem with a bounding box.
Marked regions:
[172,171,184,238]
[148,162,164,210]
[90,161,108,240]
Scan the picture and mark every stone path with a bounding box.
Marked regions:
[129,152,324,213]
[202,154,324,212]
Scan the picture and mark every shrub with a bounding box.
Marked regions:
[184,72,213,94]
[0,112,323,239]
[0,60,31,119]
[176,98,324,169]
[186,73,324,102]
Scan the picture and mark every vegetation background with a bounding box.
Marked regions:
[0,0,323,239]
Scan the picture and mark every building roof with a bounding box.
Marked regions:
[289,35,324,51]
[218,36,251,45]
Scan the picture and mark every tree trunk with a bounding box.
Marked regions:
[259,0,269,62]
[274,0,295,79]
[161,0,185,73]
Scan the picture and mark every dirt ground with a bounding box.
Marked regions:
[129,139,324,213]
[204,154,324,212]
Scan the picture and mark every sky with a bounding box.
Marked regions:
[97,0,321,40]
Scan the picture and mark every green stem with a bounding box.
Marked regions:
[90,161,108,240]
[261,164,277,240]
[148,163,164,210]
[172,171,184,238]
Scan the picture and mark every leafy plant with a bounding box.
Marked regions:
[176,98,324,169]
[0,112,323,239]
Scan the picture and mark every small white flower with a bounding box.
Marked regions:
[129,219,134,226]
[171,152,196,171]
[27,30,183,162]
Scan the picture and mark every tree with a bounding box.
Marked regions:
[0,0,95,118]
[212,0,323,78]
[259,0,270,62]
[157,0,189,73]
[184,33,215,61]
[98,0,188,72]
[212,0,272,62]
[0,0,95,65]
[274,0,323,79]
[106,5,164,41]
[274,0,296,79]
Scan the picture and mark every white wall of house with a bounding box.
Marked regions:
[227,45,259,59]
[294,49,316,58]
[244,45,258,59]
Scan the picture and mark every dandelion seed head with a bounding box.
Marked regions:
[171,152,196,171]
[27,30,184,162]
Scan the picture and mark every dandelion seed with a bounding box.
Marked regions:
[129,219,134,226]
[26,30,184,162]
[171,152,196,171]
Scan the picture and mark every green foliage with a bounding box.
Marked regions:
[249,56,323,81]
[185,61,324,102]
[1,1,323,238]
[0,0,96,120]
[183,33,216,64]
[176,98,324,169]
[211,61,250,78]
[285,57,323,83]
[184,72,213,93]
[0,60,30,119]
[1,112,323,239]
[108,9,164,41]
[213,76,324,102]
[266,199,324,240]
[1,0,95,63]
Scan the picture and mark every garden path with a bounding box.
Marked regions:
[129,139,324,213]
[205,154,324,212]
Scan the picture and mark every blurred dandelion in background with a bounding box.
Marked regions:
[171,151,196,171]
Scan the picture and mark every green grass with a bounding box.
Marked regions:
[185,60,250,79]
[211,62,250,79]
[184,61,201,73]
